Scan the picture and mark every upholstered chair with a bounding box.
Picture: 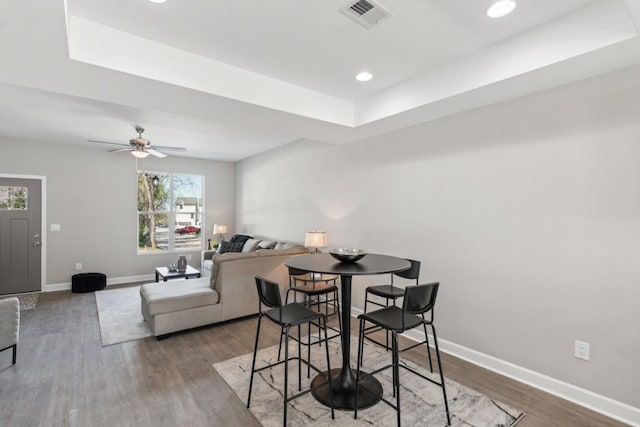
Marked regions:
[0,297,20,365]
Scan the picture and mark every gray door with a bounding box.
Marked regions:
[0,177,42,295]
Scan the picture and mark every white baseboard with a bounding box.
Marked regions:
[44,274,155,292]
[351,307,640,427]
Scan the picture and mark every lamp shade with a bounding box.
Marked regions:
[213,224,228,235]
[305,231,327,249]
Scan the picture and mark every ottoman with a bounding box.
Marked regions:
[72,272,106,292]
[139,278,221,338]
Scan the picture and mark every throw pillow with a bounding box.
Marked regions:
[257,240,277,250]
[229,234,253,246]
[217,240,244,254]
[242,238,262,252]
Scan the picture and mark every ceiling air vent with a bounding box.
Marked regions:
[340,0,392,29]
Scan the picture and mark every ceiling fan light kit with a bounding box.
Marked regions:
[131,149,150,158]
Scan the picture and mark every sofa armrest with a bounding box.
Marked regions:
[202,250,217,262]
[201,250,218,278]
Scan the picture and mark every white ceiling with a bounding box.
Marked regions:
[1,0,639,161]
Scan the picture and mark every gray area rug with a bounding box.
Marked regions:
[214,336,525,427]
[95,285,152,346]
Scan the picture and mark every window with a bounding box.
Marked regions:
[0,186,27,210]
[137,172,203,253]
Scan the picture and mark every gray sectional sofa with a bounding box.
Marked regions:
[140,242,308,338]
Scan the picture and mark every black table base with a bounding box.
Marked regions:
[311,368,383,410]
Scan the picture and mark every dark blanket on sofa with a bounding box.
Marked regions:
[230,234,253,246]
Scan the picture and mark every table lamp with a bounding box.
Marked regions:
[213,224,228,242]
[304,231,327,253]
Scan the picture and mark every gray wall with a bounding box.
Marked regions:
[0,139,235,285]
[236,66,640,408]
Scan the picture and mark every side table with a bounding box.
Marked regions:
[155,265,201,282]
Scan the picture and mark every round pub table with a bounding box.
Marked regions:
[285,253,410,410]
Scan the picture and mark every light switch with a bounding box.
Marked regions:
[50,224,61,232]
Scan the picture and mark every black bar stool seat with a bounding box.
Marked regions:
[265,303,326,326]
[365,284,405,299]
[359,306,424,331]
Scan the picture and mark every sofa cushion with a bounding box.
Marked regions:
[257,240,277,250]
[218,240,244,254]
[242,238,262,252]
[259,246,308,257]
[274,241,300,250]
[140,279,219,316]
[216,251,259,261]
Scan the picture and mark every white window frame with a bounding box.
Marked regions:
[136,171,204,254]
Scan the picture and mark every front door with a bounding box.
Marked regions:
[0,177,42,295]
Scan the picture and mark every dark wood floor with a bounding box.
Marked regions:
[0,289,628,426]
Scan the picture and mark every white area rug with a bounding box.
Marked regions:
[214,337,525,427]
[95,285,152,346]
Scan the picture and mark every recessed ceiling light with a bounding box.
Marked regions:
[148,0,167,3]
[487,0,516,18]
[356,71,373,82]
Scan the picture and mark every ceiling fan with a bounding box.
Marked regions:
[89,126,186,158]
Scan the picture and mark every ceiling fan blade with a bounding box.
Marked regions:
[153,145,186,151]
[108,148,133,153]
[147,148,168,158]
[88,139,130,147]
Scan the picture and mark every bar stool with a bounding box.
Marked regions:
[363,259,433,371]
[355,282,450,426]
[248,275,335,427]
[279,266,342,369]
[363,259,420,314]
[364,258,433,366]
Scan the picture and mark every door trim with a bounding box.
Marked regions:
[0,173,46,292]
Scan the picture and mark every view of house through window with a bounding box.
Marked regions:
[137,172,203,253]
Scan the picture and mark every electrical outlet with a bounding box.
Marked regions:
[186,254,192,261]
[75,263,82,271]
[574,340,590,361]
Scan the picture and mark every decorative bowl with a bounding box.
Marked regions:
[329,248,367,263]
